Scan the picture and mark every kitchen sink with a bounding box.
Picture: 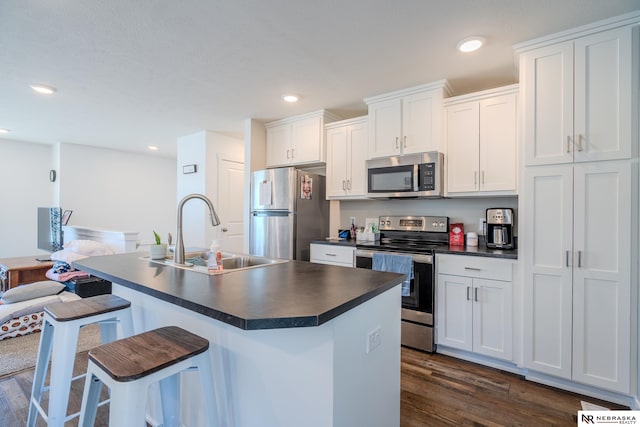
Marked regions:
[142,252,288,275]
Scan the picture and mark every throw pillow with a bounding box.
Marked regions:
[1,280,65,304]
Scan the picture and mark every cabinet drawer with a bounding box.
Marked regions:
[436,254,513,282]
[310,244,355,267]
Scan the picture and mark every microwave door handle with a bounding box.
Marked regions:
[413,164,419,191]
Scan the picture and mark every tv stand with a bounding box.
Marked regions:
[0,256,54,292]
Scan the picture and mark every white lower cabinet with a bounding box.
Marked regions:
[310,244,355,267]
[436,254,513,361]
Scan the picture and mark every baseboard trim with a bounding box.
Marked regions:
[524,371,635,408]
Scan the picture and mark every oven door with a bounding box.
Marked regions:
[355,249,433,313]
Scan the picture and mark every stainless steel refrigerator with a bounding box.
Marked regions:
[250,167,329,261]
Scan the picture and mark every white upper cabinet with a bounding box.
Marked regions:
[445,85,518,196]
[520,26,633,166]
[364,80,451,159]
[265,110,341,168]
[326,117,368,199]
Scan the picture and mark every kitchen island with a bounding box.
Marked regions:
[74,252,404,427]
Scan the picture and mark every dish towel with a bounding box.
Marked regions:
[372,253,413,297]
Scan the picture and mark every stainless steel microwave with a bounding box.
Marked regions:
[366,152,444,198]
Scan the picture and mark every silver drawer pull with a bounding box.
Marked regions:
[464,267,481,271]
[325,253,337,257]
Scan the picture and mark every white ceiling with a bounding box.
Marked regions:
[1,1,638,158]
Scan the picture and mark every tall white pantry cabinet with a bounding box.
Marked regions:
[517,15,639,397]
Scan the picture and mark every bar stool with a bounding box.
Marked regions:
[28,294,134,427]
[79,326,218,427]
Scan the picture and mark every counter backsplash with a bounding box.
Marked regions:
[338,196,518,237]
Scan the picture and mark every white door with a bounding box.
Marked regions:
[217,158,245,253]
[368,98,402,158]
[573,27,632,163]
[326,126,348,198]
[346,121,367,197]
[473,278,512,360]
[479,93,517,192]
[523,165,573,379]
[291,116,321,164]
[446,101,479,193]
[266,124,291,167]
[522,42,574,166]
[402,91,435,154]
[436,274,473,351]
[571,161,631,393]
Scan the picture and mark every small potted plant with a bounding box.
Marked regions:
[149,231,167,260]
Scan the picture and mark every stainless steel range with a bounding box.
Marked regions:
[355,215,449,352]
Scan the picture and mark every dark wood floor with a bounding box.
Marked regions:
[401,348,629,426]
[0,347,629,426]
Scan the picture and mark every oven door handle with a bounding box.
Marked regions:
[355,249,433,264]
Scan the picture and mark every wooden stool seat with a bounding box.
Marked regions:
[44,294,131,322]
[79,326,218,427]
[89,326,209,382]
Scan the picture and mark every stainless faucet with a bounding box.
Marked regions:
[174,193,221,266]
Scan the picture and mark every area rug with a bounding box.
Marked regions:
[0,323,101,378]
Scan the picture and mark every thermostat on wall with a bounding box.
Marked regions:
[182,164,197,174]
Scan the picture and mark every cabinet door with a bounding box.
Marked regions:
[346,123,367,197]
[522,42,574,166]
[436,274,473,351]
[368,98,402,158]
[402,91,438,154]
[523,165,573,379]
[573,27,632,162]
[326,127,349,198]
[446,102,480,193]
[473,279,512,360]
[266,124,291,167]
[291,116,322,164]
[479,93,517,192]
[572,162,631,392]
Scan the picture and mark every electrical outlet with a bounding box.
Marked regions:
[366,326,382,354]
[350,216,356,226]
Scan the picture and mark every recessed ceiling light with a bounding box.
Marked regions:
[0,128,9,134]
[282,94,299,103]
[30,84,57,95]
[457,37,485,53]
[148,145,159,151]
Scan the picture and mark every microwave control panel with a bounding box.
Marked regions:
[419,163,436,191]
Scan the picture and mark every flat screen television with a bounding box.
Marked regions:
[37,207,63,252]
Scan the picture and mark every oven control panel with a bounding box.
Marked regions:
[378,215,449,233]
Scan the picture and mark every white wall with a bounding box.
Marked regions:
[0,139,56,257]
[0,139,177,258]
[177,131,244,250]
[59,143,176,248]
[338,196,519,237]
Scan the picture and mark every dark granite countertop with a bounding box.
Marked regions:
[311,239,518,260]
[73,252,403,331]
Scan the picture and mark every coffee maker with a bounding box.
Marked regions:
[485,208,515,249]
